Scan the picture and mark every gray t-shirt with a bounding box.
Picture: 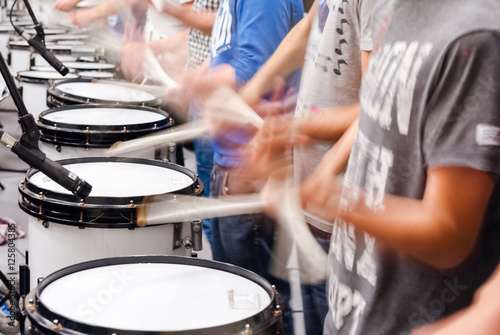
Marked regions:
[294,0,376,233]
[324,1,500,334]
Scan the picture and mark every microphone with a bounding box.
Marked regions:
[14,27,69,76]
[0,131,92,199]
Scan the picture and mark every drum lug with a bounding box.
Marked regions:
[273,304,282,317]
[241,324,253,335]
[38,204,43,215]
[27,299,35,310]
[54,123,59,130]
[86,99,90,104]
[173,223,183,250]
[122,126,127,133]
[52,319,62,331]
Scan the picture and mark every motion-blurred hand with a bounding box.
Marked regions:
[240,76,298,119]
[242,116,309,180]
[68,9,99,26]
[300,162,343,222]
[54,0,81,12]
[121,42,147,82]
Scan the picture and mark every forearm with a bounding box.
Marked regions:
[316,118,358,176]
[298,103,360,142]
[342,168,494,270]
[90,0,126,20]
[174,9,216,35]
[147,29,189,55]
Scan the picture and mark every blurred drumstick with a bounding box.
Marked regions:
[136,194,266,227]
[143,47,181,89]
[106,121,209,157]
[106,86,264,156]
[270,170,328,284]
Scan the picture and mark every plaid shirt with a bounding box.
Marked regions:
[185,0,221,70]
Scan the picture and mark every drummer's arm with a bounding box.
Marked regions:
[147,29,189,55]
[160,3,217,35]
[69,0,127,26]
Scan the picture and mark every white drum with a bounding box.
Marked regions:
[37,104,174,160]
[24,256,283,335]
[18,71,79,119]
[45,34,90,43]
[62,61,116,71]
[18,158,204,288]
[78,70,115,79]
[47,79,161,108]
[8,40,31,74]
[32,45,77,67]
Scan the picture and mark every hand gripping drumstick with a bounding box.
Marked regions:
[105,85,264,157]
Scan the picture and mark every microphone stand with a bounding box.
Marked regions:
[21,0,44,42]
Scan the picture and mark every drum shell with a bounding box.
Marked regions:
[24,256,284,335]
[8,43,31,74]
[36,104,175,160]
[18,158,204,288]
[27,218,192,288]
[18,72,80,119]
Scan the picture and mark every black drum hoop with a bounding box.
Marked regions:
[37,104,174,148]
[18,157,203,228]
[25,255,283,335]
[18,72,79,85]
[47,79,160,106]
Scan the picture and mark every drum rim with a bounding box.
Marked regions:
[25,255,282,335]
[18,157,203,228]
[18,71,79,84]
[78,71,115,79]
[37,104,173,147]
[63,61,116,71]
[47,78,161,106]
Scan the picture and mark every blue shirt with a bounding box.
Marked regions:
[210,0,304,167]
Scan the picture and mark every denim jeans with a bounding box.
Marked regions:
[210,164,294,335]
[301,233,330,335]
[193,136,214,243]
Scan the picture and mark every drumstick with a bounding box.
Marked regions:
[106,121,209,157]
[136,194,266,226]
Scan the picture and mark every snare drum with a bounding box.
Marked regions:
[47,79,161,107]
[8,40,32,74]
[62,61,116,72]
[32,45,77,67]
[18,71,79,118]
[19,157,203,288]
[37,104,174,160]
[25,256,284,335]
[77,71,115,79]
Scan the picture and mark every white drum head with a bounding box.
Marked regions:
[63,61,115,71]
[78,71,114,79]
[55,82,156,103]
[31,66,76,73]
[40,263,271,331]
[29,161,194,196]
[19,71,79,81]
[46,34,90,42]
[43,107,165,125]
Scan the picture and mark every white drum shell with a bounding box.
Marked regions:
[9,48,31,74]
[39,141,158,160]
[28,220,192,289]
